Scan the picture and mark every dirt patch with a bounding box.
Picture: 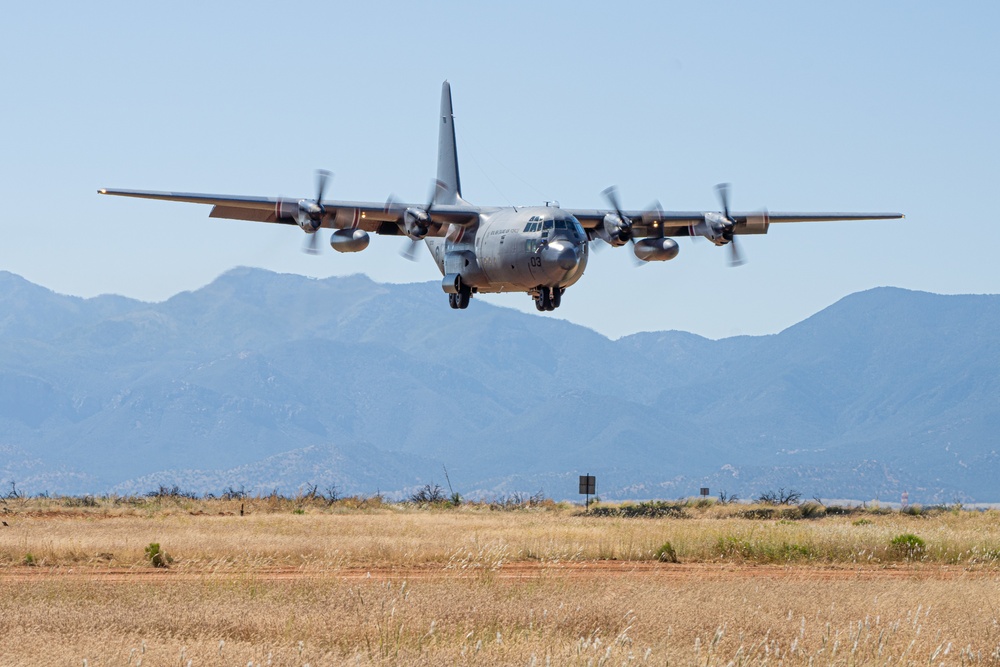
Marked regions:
[0,561,992,583]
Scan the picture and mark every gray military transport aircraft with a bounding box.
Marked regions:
[100,81,902,312]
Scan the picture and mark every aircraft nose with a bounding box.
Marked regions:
[544,240,579,271]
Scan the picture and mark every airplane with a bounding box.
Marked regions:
[100,81,903,312]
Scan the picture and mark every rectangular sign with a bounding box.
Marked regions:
[579,475,596,495]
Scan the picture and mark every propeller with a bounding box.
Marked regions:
[301,169,331,255]
[714,182,746,268]
[388,180,441,261]
[601,186,668,266]
[601,185,634,245]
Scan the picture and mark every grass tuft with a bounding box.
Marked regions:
[654,541,679,563]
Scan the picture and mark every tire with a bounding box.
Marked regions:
[540,287,553,311]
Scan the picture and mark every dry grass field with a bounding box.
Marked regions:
[1,496,999,666]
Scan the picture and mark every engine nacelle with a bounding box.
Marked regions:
[693,213,730,246]
[739,212,770,235]
[329,228,370,253]
[403,207,430,240]
[298,216,321,233]
[602,213,631,246]
[633,237,679,262]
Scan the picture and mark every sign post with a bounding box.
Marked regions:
[579,474,596,512]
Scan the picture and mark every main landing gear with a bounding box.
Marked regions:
[448,284,472,310]
[533,286,563,312]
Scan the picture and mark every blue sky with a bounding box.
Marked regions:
[2,2,997,338]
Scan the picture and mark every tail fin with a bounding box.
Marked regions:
[436,80,462,205]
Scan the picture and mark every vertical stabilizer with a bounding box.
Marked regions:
[436,81,461,205]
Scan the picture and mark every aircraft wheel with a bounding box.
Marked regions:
[552,287,563,309]
[457,287,471,309]
[540,287,553,311]
[448,293,460,309]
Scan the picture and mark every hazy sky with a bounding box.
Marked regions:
[2,2,997,339]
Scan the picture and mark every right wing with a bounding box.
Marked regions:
[98,188,482,236]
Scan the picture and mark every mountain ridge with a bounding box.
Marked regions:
[1,268,997,502]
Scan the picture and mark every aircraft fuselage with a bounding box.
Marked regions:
[426,206,589,297]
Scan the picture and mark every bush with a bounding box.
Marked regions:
[590,501,686,519]
[717,491,739,505]
[145,542,173,568]
[409,484,446,504]
[63,495,98,508]
[489,491,547,511]
[220,485,247,501]
[799,501,825,519]
[654,542,678,563]
[717,536,754,559]
[22,553,36,566]
[146,485,197,500]
[756,488,802,505]
[890,533,926,560]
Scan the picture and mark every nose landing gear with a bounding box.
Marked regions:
[533,286,563,312]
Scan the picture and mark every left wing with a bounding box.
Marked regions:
[98,188,481,236]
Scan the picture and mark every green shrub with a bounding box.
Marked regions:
[799,502,825,519]
[654,542,678,563]
[717,536,754,559]
[145,542,172,568]
[589,502,686,519]
[890,533,926,560]
[292,508,305,515]
[22,553,35,566]
[775,543,813,561]
[853,518,873,526]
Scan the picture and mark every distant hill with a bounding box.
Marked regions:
[1,268,997,503]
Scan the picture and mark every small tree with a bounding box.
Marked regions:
[757,488,802,505]
[409,484,446,504]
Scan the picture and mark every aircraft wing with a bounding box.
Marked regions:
[567,209,903,238]
[98,188,481,236]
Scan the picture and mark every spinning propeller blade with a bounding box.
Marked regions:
[299,169,331,255]
[715,182,746,268]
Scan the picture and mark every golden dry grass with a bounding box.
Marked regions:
[0,499,999,665]
[2,498,999,569]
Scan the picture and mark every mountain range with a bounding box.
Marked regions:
[1,268,997,503]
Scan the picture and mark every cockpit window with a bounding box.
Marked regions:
[543,220,554,230]
[555,220,567,230]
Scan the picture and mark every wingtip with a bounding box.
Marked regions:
[98,189,107,195]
